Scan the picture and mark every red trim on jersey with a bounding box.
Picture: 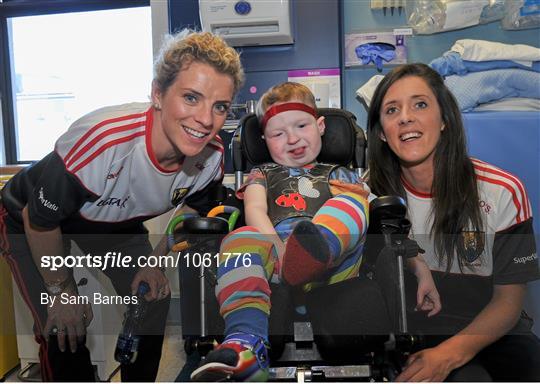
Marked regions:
[214,134,224,145]
[72,131,146,173]
[66,121,145,169]
[144,108,180,174]
[473,159,530,220]
[401,176,432,198]
[476,173,525,224]
[64,111,147,164]
[54,149,101,197]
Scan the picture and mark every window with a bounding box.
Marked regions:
[0,0,153,163]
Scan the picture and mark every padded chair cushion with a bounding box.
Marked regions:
[240,108,359,167]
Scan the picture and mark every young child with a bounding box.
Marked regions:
[191,82,441,381]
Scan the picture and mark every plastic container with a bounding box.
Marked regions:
[114,282,150,364]
[405,0,505,34]
[502,0,540,30]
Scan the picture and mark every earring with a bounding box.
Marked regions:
[153,103,161,111]
[380,135,387,142]
[441,123,445,131]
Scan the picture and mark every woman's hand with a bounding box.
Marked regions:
[131,266,170,301]
[408,256,441,317]
[396,344,464,382]
[43,282,93,353]
[396,347,453,382]
[415,271,442,317]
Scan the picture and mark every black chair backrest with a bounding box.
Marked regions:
[232,108,366,172]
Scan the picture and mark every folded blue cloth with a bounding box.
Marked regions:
[445,68,540,111]
[355,43,396,72]
[431,51,540,77]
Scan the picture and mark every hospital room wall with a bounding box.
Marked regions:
[167,0,342,104]
[168,0,540,335]
[342,0,540,126]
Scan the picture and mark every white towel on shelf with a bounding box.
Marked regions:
[356,75,384,107]
[451,39,540,67]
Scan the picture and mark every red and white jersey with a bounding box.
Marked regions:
[2,102,224,232]
[405,158,535,278]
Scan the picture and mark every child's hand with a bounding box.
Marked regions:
[329,179,370,198]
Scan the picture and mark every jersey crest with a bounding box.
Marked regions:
[172,187,191,206]
[459,230,486,263]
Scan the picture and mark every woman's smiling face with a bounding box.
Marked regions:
[152,60,234,160]
[379,75,444,169]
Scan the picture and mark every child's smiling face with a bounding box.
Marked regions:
[263,103,325,168]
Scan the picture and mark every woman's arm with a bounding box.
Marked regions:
[23,205,69,284]
[22,205,93,353]
[396,283,525,382]
[406,255,441,317]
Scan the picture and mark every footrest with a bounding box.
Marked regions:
[269,365,372,382]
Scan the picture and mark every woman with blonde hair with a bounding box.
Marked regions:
[0,30,244,381]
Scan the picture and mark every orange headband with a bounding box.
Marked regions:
[261,102,318,129]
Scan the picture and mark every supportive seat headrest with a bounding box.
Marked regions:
[239,108,363,167]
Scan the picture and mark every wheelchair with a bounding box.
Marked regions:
[173,109,421,382]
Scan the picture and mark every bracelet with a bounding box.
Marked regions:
[44,276,76,296]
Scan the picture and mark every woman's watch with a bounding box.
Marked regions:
[44,276,75,296]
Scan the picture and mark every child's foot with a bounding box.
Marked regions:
[281,220,331,286]
[190,333,269,382]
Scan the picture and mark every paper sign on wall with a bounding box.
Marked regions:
[287,68,341,108]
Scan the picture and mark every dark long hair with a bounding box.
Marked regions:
[366,63,482,272]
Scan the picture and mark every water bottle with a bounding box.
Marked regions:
[114,282,150,364]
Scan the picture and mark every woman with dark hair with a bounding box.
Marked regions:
[367,63,540,381]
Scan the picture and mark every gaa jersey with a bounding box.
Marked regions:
[2,102,224,233]
[404,158,538,324]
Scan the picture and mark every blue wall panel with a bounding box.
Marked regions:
[463,111,540,335]
[169,0,342,104]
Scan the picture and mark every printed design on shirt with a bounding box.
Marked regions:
[472,158,531,224]
[106,166,124,180]
[275,193,306,211]
[38,187,59,211]
[96,196,130,208]
[172,187,191,206]
[298,177,320,198]
[479,200,492,214]
[513,253,538,265]
[459,230,486,263]
[195,161,206,171]
[274,169,325,212]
